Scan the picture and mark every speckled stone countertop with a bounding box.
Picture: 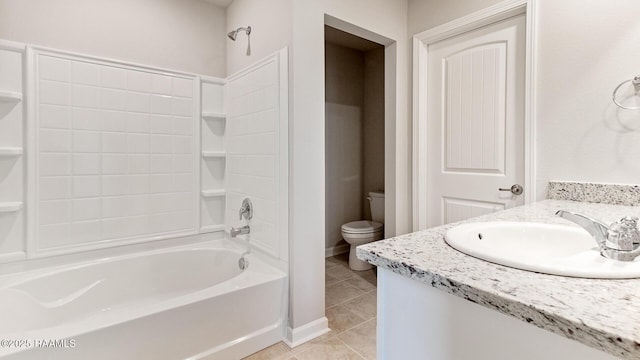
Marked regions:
[357,200,640,359]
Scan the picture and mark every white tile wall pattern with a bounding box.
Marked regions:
[225,49,288,261]
[32,50,199,254]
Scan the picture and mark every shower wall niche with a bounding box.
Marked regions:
[0,41,25,263]
[200,78,227,232]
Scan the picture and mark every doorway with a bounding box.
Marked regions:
[324,26,385,257]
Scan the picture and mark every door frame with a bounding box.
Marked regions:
[412,0,537,231]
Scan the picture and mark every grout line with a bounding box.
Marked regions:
[337,338,368,360]
[326,285,366,308]
[333,320,368,337]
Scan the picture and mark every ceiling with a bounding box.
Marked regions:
[325,26,383,52]
[202,0,233,8]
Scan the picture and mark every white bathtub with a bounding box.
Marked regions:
[0,235,287,360]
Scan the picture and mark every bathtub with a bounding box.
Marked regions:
[0,234,287,360]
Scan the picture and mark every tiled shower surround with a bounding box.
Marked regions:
[35,51,198,253]
[0,41,287,271]
[225,56,284,258]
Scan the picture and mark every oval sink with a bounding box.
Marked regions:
[444,221,640,279]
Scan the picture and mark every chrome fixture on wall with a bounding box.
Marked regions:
[227,26,252,56]
[231,197,254,270]
[239,197,253,221]
[612,75,640,110]
[230,197,252,237]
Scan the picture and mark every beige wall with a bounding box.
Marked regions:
[324,42,385,253]
[325,43,364,253]
[225,0,293,75]
[325,43,364,106]
[363,47,385,219]
[408,0,640,199]
[0,0,226,76]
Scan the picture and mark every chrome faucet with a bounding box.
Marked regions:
[556,210,640,261]
[239,198,253,221]
[230,225,250,238]
[231,198,253,238]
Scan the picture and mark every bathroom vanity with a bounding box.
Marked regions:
[358,195,640,359]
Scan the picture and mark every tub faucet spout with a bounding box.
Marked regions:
[230,225,250,238]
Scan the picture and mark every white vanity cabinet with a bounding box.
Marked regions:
[377,268,617,360]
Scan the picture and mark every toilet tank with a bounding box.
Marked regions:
[368,191,385,223]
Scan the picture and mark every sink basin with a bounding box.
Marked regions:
[444,221,640,279]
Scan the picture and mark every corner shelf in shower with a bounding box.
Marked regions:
[0,148,23,157]
[202,112,226,120]
[202,151,226,159]
[201,189,226,198]
[0,91,23,103]
[0,202,23,213]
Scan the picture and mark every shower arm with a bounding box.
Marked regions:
[227,26,252,56]
[227,26,251,40]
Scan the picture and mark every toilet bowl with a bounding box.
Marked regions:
[341,191,385,271]
[341,220,383,271]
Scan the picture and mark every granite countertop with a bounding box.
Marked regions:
[357,199,640,359]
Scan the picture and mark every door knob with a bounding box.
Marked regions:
[499,184,524,195]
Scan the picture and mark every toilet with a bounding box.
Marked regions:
[341,191,384,271]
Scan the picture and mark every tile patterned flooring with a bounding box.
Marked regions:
[243,253,377,359]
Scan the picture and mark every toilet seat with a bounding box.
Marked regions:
[341,220,383,234]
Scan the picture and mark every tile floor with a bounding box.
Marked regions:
[243,252,377,359]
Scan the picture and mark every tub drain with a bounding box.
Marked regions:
[239,257,249,270]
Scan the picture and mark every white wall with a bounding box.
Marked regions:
[408,0,640,200]
[290,0,409,339]
[534,0,640,198]
[225,0,293,75]
[0,0,226,77]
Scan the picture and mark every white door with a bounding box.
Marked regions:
[426,14,526,227]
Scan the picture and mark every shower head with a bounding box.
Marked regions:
[227,26,251,41]
[227,26,252,56]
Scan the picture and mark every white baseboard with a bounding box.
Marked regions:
[283,317,330,348]
[325,244,349,258]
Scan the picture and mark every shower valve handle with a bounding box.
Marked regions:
[239,198,253,221]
